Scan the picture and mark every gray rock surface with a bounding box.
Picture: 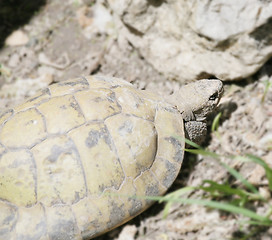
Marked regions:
[108,0,272,82]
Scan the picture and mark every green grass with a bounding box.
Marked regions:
[211,112,222,132]
[166,136,272,227]
[261,79,272,103]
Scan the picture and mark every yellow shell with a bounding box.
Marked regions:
[0,75,184,239]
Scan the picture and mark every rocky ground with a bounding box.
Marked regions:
[0,1,271,240]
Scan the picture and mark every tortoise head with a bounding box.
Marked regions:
[167,79,224,145]
[169,79,224,121]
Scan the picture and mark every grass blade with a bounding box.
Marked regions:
[184,137,202,149]
[219,159,259,194]
[244,154,272,191]
[201,180,250,199]
[185,148,220,159]
[241,220,272,226]
[211,112,222,132]
[177,135,259,194]
[162,186,196,201]
[261,79,272,103]
[166,198,272,224]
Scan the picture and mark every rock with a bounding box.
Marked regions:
[8,53,20,68]
[117,225,137,240]
[5,30,29,46]
[76,3,114,38]
[108,0,272,82]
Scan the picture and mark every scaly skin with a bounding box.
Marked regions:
[166,79,224,144]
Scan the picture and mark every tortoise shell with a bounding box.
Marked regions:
[0,75,184,239]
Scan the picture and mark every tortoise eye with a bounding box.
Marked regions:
[209,93,218,101]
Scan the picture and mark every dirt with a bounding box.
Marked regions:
[0,1,271,240]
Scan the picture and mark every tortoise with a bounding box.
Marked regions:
[0,75,223,240]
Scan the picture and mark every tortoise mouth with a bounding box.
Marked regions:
[195,116,206,122]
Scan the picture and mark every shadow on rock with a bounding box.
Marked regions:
[214,100,238,122]
[205,100,238,145]
[0,0,46,48]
